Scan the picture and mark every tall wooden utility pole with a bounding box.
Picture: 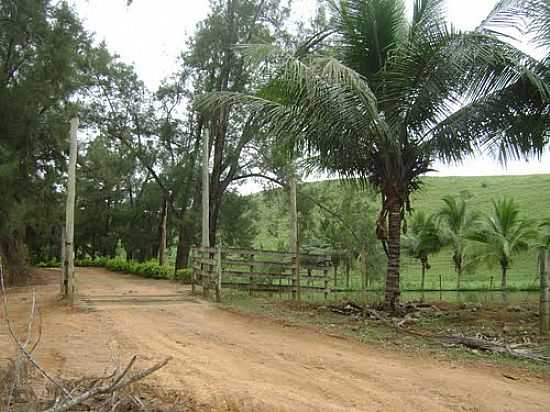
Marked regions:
[202,127,210,249]
[201,126,210,297]
[62,117,79,303]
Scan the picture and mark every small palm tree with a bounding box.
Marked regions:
[468,198,536,289]
[403,211,443,291]
[437,194,479,289]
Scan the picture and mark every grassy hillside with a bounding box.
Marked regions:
[410,175,550,220]
[249,174,550,290]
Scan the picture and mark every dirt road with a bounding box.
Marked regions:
[2,268,549,411]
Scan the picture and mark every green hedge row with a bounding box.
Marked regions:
[74,257,193,283]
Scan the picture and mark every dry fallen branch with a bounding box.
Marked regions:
[345,298,550,365]
[393,321,550,364]
[0,260,173,412]
[0,261,72,402]
[42,356,172,412]
[435,335,550,364]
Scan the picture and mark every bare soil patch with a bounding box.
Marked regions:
[1,267,549,411]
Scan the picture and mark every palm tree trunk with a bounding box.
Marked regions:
[421,260,426,290]
[420,259,426,303]
[456,255,463,289]
[384,196,402,310]
[501,265,507,289]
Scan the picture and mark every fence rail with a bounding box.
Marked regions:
[191,246,333,302]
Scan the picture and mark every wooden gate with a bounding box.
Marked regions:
[191,246,333,301]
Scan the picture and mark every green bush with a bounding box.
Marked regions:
[175,268,193,284]
[76,256,176,280]
[36,258,60,268]
[76,257,108,267]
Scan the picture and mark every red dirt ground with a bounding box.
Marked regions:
[1,267,549,411]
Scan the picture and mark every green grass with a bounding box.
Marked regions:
[410,175,550,219]
[249,174,550,291]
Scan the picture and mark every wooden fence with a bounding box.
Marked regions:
[191,246,333,302]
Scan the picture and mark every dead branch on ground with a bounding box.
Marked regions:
[0,259,173,412]
[331,299,550,364]
[44,356,172,412]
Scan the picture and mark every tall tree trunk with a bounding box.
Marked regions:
[501,264,507,289]
[346,258,351,288]
[209,195,221,247]
[384,195,402,311]
[0,233,27,285]
[158,196,168,266]
[360,248,368,289]
[420,258,427,291]
[175,221,194,270]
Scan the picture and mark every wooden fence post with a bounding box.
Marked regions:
[215,243,222,303]
[249,253,254,296]
[292,256,296,300]
[296,241,301,301]
[323,267,329,300]
[60,227,66,295]
[202,249,209,299]
[190,247,196,295]
[540,249,550,335]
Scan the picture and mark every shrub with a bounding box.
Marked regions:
[175,268,193,284]
[76,257,177,281]
[76,257,108,267]
[36,259,60,268]
[105,258,128,272]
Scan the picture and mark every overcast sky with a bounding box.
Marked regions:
[69,0,550,190]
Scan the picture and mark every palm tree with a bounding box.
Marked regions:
[437,194,479,289]
[469,198,536,289]
[403,211,443,291]
[200,0,549,309]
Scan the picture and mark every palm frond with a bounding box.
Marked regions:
[410,0,447,38]
[480,0,550,51]
[426,74,549,163]
[234,43,290,66]
[329,0,408,81]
